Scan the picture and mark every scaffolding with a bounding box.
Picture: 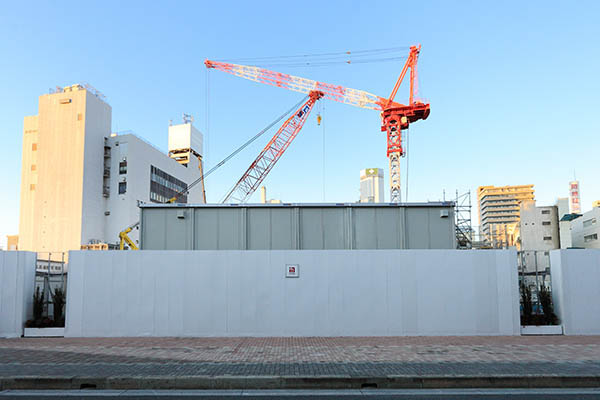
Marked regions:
[455,190,473,249]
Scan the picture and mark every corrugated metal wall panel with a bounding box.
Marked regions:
[140,204,456,250]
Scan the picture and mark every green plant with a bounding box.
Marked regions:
[520,283,533,325]
[33,287,44,321]
[539,284,558,325]
[51,287,66,325]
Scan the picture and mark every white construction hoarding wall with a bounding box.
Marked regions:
[65,249,520,337]
[550,249,600,335]
[0,251,36,338]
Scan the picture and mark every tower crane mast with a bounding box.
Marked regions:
[206,45,430,203]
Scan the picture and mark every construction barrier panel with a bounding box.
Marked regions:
[550,249,600,335]
[65,249,520,337]
[0,251,36,338]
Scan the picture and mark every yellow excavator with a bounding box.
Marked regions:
[119,222,140,250]
[118,196,182,250]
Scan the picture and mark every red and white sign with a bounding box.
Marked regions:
[286,264,299,278]
[569,180,581,214]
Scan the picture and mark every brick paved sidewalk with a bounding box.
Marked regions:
[1,336,600,379]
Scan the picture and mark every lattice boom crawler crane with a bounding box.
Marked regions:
[206,45,430,202]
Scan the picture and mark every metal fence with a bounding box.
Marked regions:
[517,250,552,316]
[35,252,67,320]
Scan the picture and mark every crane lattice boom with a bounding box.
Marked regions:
[222,91,324,203]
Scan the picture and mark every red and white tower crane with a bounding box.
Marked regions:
[206,45,430,203]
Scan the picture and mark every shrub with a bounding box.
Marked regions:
[51,287,66,325]
[520,283,533,325]
[539,284,558,325]
[33,287,44,321]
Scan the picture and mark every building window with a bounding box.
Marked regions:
[543,236,552,241]
[118,182,127,194]
[584,233,598,243]
[542,221,551,226]
[77,113,83,121]
[32,143,37,151]
[541,210,550,215]
[31,164,36,171]
[119,160,127,174]
[150,165,187,203]
[30,184,35,191]
[583,218,597,228]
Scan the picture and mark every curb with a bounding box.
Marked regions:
[2,375,600,390]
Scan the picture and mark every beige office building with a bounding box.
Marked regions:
[477,185,535,247]
[18,85,112,254]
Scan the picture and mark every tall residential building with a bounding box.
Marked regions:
[477,185,535,247]
[18,84,204,254]
[569,180,581,214]
[359,168,384,203]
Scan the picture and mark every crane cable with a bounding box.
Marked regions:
[169,94,310,203]
[218,46,410,62]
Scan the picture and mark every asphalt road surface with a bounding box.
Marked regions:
[2,389,600,399]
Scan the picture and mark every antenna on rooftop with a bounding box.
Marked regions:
[182,113,194,125]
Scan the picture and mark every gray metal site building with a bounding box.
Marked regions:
[139,202,456,250]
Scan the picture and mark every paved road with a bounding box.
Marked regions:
[2,389,600,399]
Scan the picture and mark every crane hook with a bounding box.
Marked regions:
[317,114,322,126]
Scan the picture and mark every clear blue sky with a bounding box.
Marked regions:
[1,1,599,246]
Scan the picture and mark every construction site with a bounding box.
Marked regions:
[14,45,475,255]
[5,44,598,343]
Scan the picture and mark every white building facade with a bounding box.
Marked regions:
[519,201,560,251]
[557,197,574,248]
[571,207,600,249]
[103,130,204,248]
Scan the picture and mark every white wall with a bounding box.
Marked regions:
[65,249,520,337]
[550,249,600,335]
[0,251,36,338]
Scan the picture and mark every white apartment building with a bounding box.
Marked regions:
[359,168,384,203]
[571,207,600,249]
[18,84,204,253]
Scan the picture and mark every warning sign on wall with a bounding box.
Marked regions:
[286,264,299,278]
